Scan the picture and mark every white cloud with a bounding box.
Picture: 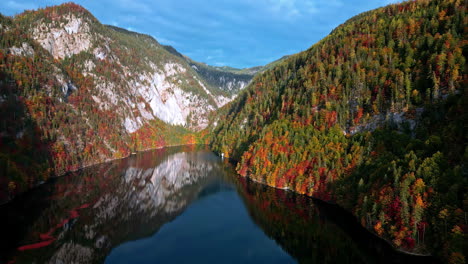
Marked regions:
[155,36,177,46]
[213,61,226,66]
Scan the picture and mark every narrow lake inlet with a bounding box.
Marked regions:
[0,146,438,264]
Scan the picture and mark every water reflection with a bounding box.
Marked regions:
[0,146,223,264]
[232,177,438,264]
[0,146,437,264]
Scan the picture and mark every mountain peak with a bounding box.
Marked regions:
[16,2,95,24]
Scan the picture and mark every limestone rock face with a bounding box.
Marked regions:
[32,14,92,59]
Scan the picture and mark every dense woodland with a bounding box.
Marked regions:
[211,0,466,262]
[0,0,466,263]
[233,177,436,263]
[0,4,208,203]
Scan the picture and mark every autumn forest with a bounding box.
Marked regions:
[0,0,466,263]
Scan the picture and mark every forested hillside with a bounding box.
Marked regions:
[0,3,243,203]
[185,59,257,96]
[211,0,466,262]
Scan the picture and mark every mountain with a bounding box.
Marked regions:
[0,3,255,202]
[210,0,466,262]
[160,44,286,96]
[160,44,263,96]
[1,0,466,262]
[183,56,291,96]
[184,59,258,96]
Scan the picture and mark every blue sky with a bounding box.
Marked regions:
[1,0,400,68]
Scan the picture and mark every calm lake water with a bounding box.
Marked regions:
[0,146,437,264]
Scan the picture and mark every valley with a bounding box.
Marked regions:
[0,3,263,203]
[0,1,466,263]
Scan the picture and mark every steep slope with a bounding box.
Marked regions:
[161,44,261,97]
[257,55,290,72]
[17,5,228,129]
[211,0,466,262]
[185,59,256,96]
[161,44,287,99]
[185,56,291,97]
[0,3,250,202]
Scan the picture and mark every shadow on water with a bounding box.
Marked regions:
[231,176,440,264]
[0,146,222,263]
[0,146,439,263]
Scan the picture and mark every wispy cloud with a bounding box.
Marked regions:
[155,36,177,46]
[0,0,405,68]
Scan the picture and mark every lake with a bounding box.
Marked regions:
[0,146,437,263]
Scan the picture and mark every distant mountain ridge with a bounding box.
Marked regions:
[3,1,465,263]
[0,2,265,202]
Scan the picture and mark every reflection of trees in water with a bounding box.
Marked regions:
[1,147,437,264]
[231,177,438,264]
[1,146,222,264]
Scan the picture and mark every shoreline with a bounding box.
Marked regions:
[1,148,437,261]
[240,172,435,259]
[0,143,200,206]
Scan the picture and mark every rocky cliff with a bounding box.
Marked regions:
[0,3,255,202]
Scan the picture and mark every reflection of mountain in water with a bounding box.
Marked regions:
[0,146,224,264]
[1,147,437,264]
[232,177,438,264]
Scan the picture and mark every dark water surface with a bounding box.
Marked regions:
[0,146,437,264]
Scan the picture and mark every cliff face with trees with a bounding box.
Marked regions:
[1,0,466,262]
[0,3,249,203]
[211,0,466,262]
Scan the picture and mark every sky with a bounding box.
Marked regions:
[1,0,400,68]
